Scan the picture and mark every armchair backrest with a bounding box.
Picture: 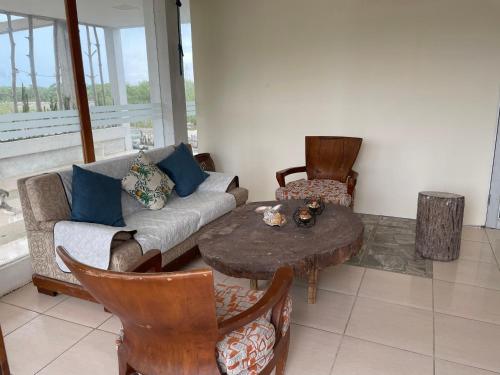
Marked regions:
[305,136,362,182]
[56,247,220,375]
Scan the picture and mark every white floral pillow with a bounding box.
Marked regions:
[122,151,175,210]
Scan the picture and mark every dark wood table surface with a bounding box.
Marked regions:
[198,200,364,303]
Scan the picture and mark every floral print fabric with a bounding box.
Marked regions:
[275,178,352,207]
[214,283,292,375]
[121,151,175,210]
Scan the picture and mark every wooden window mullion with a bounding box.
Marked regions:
[64,0,95,163]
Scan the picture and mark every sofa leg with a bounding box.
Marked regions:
[36,287,58,297]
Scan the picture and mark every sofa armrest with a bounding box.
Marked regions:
[227,187,248,207]
[25,174,70,222]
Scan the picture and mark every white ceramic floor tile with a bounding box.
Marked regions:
[1,282,67,313]
[358,269,432,310]
[4,315,92,375]
[285,324,341,375]
[291,286,355,334]
[488,238,500,266]
[434,280,500,325]
[436,359,500,375]
[462,227,488,243]
[44,297,112,328]
[38,329,118,375]
[0,301,38,335]
[486,228,500,241]
[346,296,433,355]
[98,315,122,335]
[459,241,497,264]
[435,313,500,372]
[433,259,500,291]
[295,265,365,296]
[331,336,433,375]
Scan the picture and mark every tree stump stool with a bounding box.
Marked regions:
[415,191,465,261]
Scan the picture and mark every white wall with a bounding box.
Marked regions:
[191,0,500,225]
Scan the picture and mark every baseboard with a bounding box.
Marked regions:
[0,255,32,297]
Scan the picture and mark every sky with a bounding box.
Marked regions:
[0,13,195,89]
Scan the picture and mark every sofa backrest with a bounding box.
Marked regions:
[19,146,176,225]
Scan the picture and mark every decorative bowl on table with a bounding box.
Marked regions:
[293,207,316,228]
[255,204,287,227]
[305,197,325,215]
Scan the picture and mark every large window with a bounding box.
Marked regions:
[77,0,164,158]
[0,3,83,266]
[0,0,188,270]
[180,0,197,152]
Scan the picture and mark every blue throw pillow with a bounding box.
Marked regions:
[157,143,209,197]
[71,165,126,227]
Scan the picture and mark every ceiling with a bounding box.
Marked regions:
[0,0,190,28]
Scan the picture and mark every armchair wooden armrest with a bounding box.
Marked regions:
[126,249,162,273]
[276,166,306,187]
[346,170,359,196]
[217,267,293,339]
[194,152,216,172]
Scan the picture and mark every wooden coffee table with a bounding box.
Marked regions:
[198,200,363,303]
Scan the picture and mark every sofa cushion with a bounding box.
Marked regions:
[214,284,292,375]
[122,151,175,210]
[124,208,200,253]
[275,178,352,207]
[165,191,236,228]
[71,165,125,227]
[157,143,209,197]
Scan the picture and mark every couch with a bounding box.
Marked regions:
[18,145,248,299]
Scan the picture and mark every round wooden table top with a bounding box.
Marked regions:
[198,200,364,280]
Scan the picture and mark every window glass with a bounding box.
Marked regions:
[0,2,83,266]
[180,0,197,152]
[77,0,163,158]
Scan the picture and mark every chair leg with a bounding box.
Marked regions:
[118,357,134,375]
[118,346,134,375]
[275,332,290,375]
[36,287,58,297]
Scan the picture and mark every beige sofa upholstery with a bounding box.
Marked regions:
[18,151,248,288]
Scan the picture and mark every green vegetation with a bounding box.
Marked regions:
[185,80,195,102]
[0,102,11,115]
[0,79,197,118]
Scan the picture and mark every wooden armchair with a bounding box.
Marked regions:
[0,325,10,375]
[56,247,293,375]
[276,136,362,207]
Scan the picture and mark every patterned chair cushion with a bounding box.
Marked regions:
[214,284,292,375]
[275,178,352,207]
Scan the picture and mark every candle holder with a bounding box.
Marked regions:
[293,207,316,228]
[305,197,325,215]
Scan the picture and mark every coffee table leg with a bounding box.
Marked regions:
[250,279,258,290]
[307,268,318,304]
